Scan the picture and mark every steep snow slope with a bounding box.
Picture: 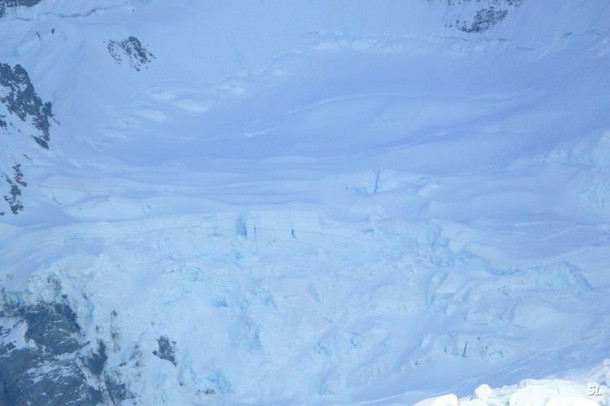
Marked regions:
[1,0,610,404]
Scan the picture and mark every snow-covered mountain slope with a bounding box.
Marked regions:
[1,1,610,404]
[0,62,54,216]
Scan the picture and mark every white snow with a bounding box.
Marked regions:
[1,0,610,404]
[417,375,609,406]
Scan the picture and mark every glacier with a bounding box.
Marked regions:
[0,0,610,404]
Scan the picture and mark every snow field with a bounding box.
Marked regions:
[0,0,610,404]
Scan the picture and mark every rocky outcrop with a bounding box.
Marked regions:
[0,62,54,215]
[0,302,103,405]
[0,297,140,405]
[0,0,43,18]
[446,0,523,33]
[2,165,25,214]
[0,63,53,149]
[153,335,177,366]
[107,36,156,71]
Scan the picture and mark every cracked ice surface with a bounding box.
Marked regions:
[1,0,610,404]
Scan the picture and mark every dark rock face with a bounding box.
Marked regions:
[84,340,108,377]
[23,303,81,354]
[0,0,43,18]
[0,302,102,405]
[459,7,509,32]
[0,63,53,149]
[0,300,129,405]
[153,335,177,366]
[0,62,54,215]
[2,167,24,214]
[0,358,103,406]
[105,370,130,405]
[107,36,156,71]
[446,0,523,33]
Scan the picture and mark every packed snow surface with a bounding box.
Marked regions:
[1,0,610,404]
